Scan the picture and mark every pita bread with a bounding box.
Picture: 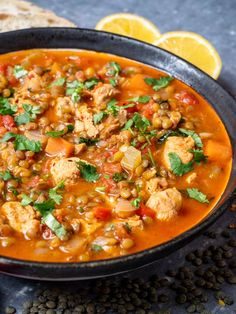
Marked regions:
[0,0,76,32]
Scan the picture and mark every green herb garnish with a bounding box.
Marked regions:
[93,111,108,124]
[186,188,209,204]
[91,244,103,252]
[78,137,99,146]
[0,97,17,116]
[179,128,203,148]
[190,149,208,164]
[77,161,99,182]
[21,194,33,206]
[66,80,84,103]
[128,95,151,103]
[131,197,142,209]
[50,77,65,87]
[168,152,193,176]
[0,170,13,181]
[107,61,121,76]
[112,172,127,182]
[1,132,41,152]
[13,65,28,79]
[46,130,65,138]
[109,78,117,87]
[15,104,41,125]
[49,181,65,205]
[84,78,100,90]
[144,76,173,91]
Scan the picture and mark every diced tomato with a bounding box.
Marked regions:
[103,162,122,175]
[175,91,198,106]
[0,64,8,75]
[41,225,54,240]
[139,103,154,119]
[93,206,111,221]
[99,176,117,193]
[137,203,156,219]
[126,105,138,114]
[2,115,15,130]
[26,176,40,188]
[6,66,18,86]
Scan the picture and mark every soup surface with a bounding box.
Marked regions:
[0,49,232,262]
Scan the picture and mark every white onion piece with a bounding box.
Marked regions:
[114,198,137,218]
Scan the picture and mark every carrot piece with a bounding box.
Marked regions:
[204,140,232,161]
[125,74,150,92]
[45,138,74,157]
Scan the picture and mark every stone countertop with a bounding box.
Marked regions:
[1,0,236,313]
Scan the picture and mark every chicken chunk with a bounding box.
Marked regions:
[99,109,127,139]
[146,177,168,195]
[1,202,40,238]
[163,136,195,170]
[92,83,119,107]
[23,71,43,93]
[50,157,81,185]
[146,188,182,221]
[74,106,99,138]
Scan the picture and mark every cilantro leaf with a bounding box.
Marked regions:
[132,112,150,132]
[112,172,127,182]
[179,128,203,148]
[91,244,103,252]
[0,170,13,181]
[50,77,65,87]
[14,134,41,152]
[109,78,117,87]
[168,152,193,176]
[131,197,142,209]
[84,78,100,90]
[46,130,65,138]
[34,199,67,240]
[67,124,74,132]
[15,104,41,125]
[93,111,108,124]
[78,137,99,146]
[0,132,16,142]
[107,99,119,116]
[66,80,84,103]
[34,199,55,215]
[107,61,121,76]
[13,65,28,79]
[122,118,134,131]
[147,148,156,168]
[21,194,33,206]
[0,97,17,116]
[42,212,67,240]
[128,95,151,103]
[190,149,208,164]
[186,188,209,204]
[144,76,173,91]
[77,161,99,182]
[49,181,65,205]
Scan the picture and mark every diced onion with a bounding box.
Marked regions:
[121,146,141,171]
[114,198,137,218]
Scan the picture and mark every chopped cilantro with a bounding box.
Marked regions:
[50,77,65,87]
[112,172,127,182]
[179,128,203,148]
[93,111,108,124]
[168,152,193,176]
[1,132,41,152]
[147,148,156,168]
[0,170,13,181]
[186,188,209,204]
[144,76,173,91]
[15,104,41,125]
[67,124,74,132]
[13,65,28,79]
[66,80,84,103]
[128,95,151,103]
[109,78,117,87]
[46,130,65,138]
[49,181,65,205]
[21,194,33,206]
[190,149,208,164]
[107,61,121,76]
[131,197,142,209]
[123,222,132,233]
[0,97,17,116]
[91,244,103,252]
[78,137,99,146]
[84,78,100,90]
[77,161,99,182]
[107,99,119,116]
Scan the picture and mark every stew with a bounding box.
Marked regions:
[0,49,232,262]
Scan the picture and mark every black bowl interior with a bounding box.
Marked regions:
[0,27,236,280]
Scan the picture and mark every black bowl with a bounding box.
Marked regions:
[0,27,235,280]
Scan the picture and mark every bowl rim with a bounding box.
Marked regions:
[0,27,235,279]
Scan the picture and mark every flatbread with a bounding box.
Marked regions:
[0,0,76,32]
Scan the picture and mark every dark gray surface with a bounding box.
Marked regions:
[1,0,236,313]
